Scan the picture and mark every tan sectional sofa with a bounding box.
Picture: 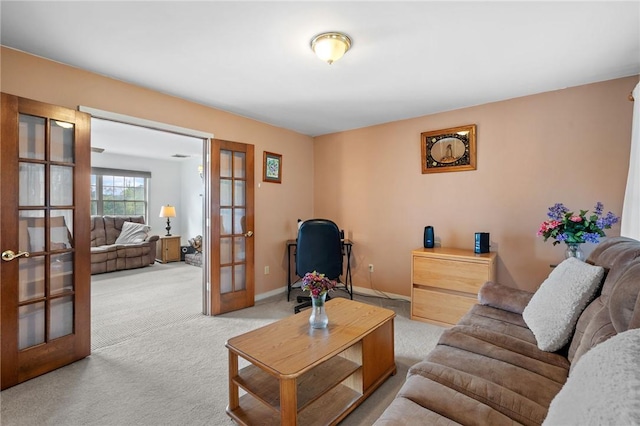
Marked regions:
[90,215,159,275]
[375,236,640,425]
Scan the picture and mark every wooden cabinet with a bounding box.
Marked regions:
[156,235,181,263]
[411,247,496,327]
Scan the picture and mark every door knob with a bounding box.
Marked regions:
[244,231,254,238]
[2,250,30,262]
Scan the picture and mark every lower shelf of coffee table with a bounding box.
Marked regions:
[228,383,362,426]
[229,356,362,425]
[232,355,362,412]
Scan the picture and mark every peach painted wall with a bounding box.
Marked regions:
[0,47,314,296]
[314,75,639,295]
[3,47,638,297]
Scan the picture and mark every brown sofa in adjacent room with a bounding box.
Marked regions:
[90,215,159,275]
[375,236,640,425]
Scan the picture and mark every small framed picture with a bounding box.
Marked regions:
[263,151,282,183]
[421,124,477,174]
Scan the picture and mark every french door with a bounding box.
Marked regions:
[0,94,91,390]
[210,139,254,315]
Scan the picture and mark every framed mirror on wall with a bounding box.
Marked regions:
[421,124,477,174]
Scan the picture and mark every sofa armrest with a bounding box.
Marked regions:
[477,281,534,315]
[146,235,159,265]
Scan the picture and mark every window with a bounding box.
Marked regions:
[91,168,151,219]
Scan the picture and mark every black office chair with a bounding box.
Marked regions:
[293,219,343,313]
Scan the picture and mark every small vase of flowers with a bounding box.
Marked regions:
[301,271,337,329]
[537,202,619,260]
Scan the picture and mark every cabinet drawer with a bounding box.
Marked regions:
[411,287,477,326]
[413,257,490,294]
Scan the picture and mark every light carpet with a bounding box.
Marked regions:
[0,262,445,425]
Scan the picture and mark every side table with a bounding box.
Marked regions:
[156,235,181,263]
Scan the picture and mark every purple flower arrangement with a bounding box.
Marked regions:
[301,271,337,297]
[538,202,619,245]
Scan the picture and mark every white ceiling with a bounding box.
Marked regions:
[91,118,204,161]
[2,1,639,150]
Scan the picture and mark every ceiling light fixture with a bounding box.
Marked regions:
[311,32,352,65]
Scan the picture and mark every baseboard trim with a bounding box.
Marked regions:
[255,286,287,302]
[255,285,410,302]
[351,285,411,302]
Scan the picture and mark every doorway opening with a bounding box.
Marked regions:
[81,106,213,326]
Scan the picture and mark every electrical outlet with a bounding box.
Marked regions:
[264,266,270,275]
[368,264,374,273]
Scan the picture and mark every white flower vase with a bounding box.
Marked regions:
[309,293,328,329]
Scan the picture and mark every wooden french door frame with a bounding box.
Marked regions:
[209,139,255,315]
[0,93,91,390]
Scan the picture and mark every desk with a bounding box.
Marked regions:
[286,239,353,301]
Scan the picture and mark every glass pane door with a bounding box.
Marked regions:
[1,93,90,390]
[211,139,254,315]
[18,115,76,349]
[220,150,248,293]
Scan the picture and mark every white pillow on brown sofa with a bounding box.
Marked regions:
[114,221,150,244]
[543,328,640,425]
[523,257,604,352]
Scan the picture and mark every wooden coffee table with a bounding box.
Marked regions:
[226,298,396,425]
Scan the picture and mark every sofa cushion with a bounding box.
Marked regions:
[376,374,518,426]
[608,261,640,333]
[90,215,107,247]
[543,328,640,425]
[459,304,535,343]
[523,257,604,351]
[116,244,149,258]
[585,237,640,301]
[478,281,533,314]
[103,215,146,245]
[90,245,118,263]
[441,326,570,379]
[373,392,465,426]
[569,237,640,362]
[115,221,150,244]
[569,260,640,368]
[409,353,563,426]
[567,237,640,357]
[568,303,616,372]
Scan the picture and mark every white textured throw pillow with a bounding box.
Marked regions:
[114,221,150,244]
[543,328,640,425]
[523,257,604,351]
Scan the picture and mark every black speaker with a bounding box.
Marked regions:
[475,233,490,254]
[180,245,196,261]
[424,226,434,248]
